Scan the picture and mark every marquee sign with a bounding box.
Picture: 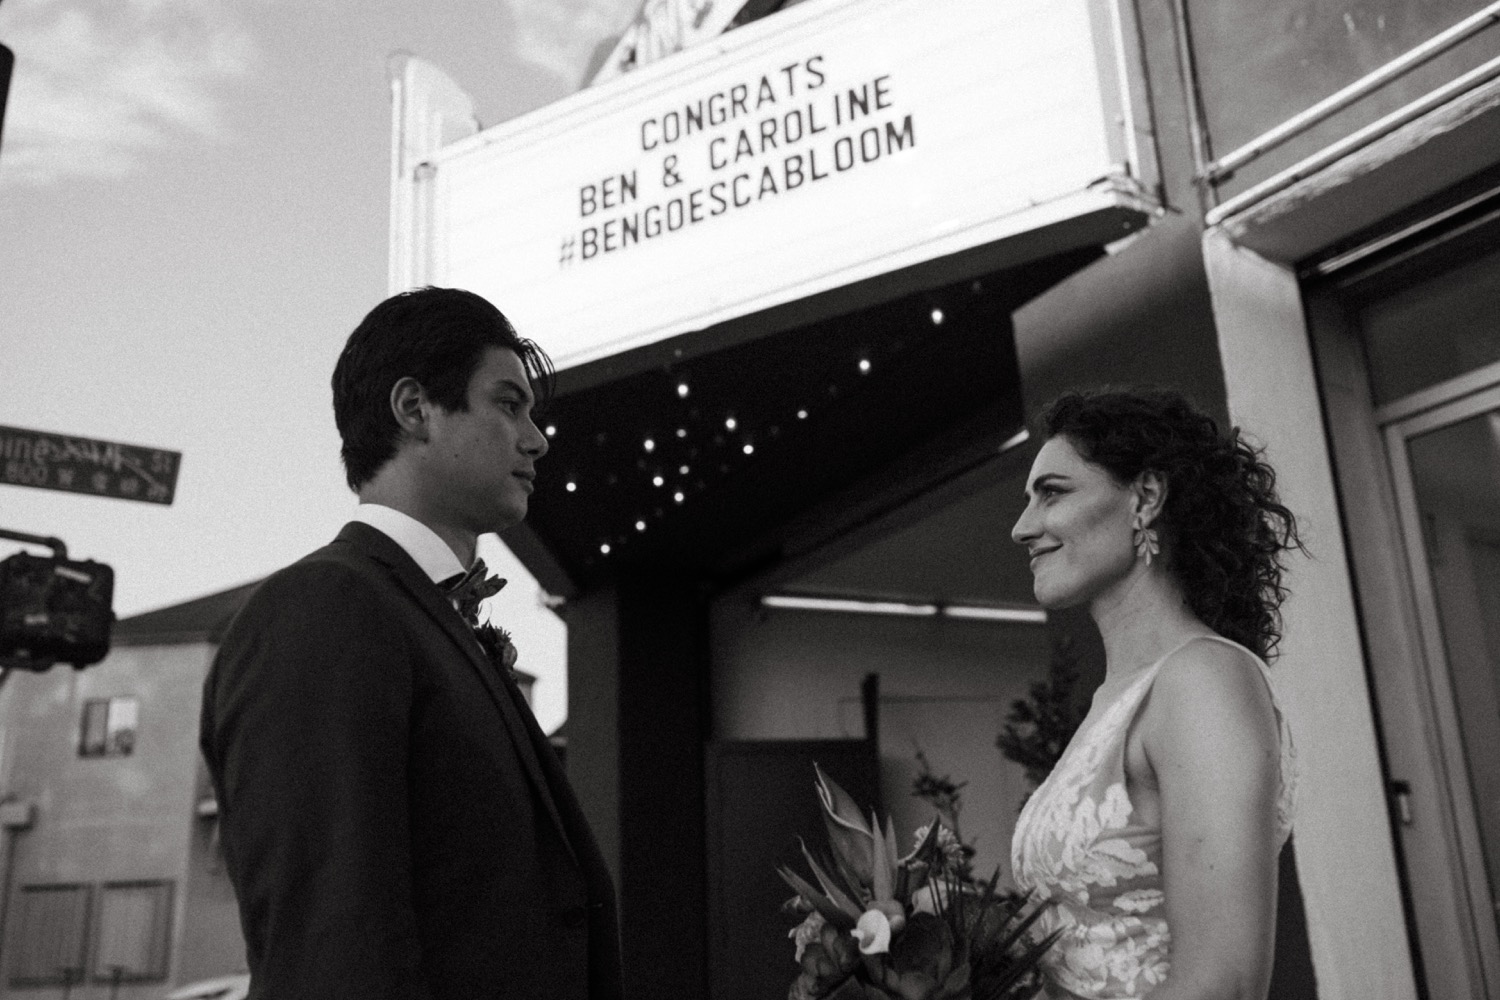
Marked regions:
[406,0,1153,371]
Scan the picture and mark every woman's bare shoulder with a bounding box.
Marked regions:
[1144,636,1278,755]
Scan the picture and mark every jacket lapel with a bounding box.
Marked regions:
[334,522,579,866]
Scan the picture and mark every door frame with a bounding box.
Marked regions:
[1382,380,1500,995]
[1307,281,1500,998]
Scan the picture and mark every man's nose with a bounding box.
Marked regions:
[523,419,549,458]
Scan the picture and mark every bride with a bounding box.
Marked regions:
[1009,388,1299,1000]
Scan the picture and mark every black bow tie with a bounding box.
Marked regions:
[442,559,507,626]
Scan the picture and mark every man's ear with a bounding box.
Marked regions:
[389,376,430,442]
[1132,469,1168,527]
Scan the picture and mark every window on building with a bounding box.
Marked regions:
[7,884,90,987]
[79,696,137,757]
[92,882,174,983]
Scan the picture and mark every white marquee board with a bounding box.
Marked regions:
[412,0,1148,371]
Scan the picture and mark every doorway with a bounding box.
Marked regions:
[1309,193,1500,998]
[1384,383,1500,991]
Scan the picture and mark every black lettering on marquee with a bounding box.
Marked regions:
[758,165,778,199]
[759,117,778,152]
[756,75,777,108]
[886,115,915,152]
[570,62,919,266]
[806,55,825,88]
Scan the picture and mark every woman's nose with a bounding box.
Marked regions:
[1011,502,1038,546]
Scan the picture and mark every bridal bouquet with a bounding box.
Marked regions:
[780,766,1058,1000]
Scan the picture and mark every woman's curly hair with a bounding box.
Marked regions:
[1040,388,1303,661]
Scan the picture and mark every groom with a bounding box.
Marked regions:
[201,287,623,1000]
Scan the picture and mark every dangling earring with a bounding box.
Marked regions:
[1133,518,1159,566]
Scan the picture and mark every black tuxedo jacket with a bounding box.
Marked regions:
[200,522,623,1000]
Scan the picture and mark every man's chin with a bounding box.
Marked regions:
[487,501,528,534]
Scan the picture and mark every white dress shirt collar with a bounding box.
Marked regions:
[351,504,468,585]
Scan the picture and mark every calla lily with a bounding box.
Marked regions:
[814,764,876,884]
[851,908,893,955]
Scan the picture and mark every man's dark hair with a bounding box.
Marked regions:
[332,287,555,490]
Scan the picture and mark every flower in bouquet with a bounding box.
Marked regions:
[779,765,1059,1000]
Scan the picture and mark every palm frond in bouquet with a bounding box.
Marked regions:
[780,765,1057,1000]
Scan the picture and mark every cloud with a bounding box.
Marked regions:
[509,0,638,87]
[0,0,255,186]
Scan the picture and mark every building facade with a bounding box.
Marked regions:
[391,1,1500,998]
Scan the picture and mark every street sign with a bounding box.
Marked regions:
[0,425,180,505]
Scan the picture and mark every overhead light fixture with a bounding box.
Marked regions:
[762,595,938,617]
[941,604,1048,624]
[1000,428,1030,452]
[760,593,1046,623]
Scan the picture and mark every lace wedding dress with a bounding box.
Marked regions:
[1010,635,1296,1000]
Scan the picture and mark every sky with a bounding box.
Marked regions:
[0,0,643,732]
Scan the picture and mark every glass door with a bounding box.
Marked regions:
[1386,382,1500,994]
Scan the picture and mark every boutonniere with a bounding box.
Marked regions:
[472,622,520,679]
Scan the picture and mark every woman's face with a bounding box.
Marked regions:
[1011,435,1139,609]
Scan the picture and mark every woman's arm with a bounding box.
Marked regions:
[1140,642,1283,1000]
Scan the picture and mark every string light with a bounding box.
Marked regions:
[797,409,808,420]
[635,520,647,532]
[600,543,611,555]
[677,383,690,398]
[679,464,690,475]
[858,358,871,374]
[652,475,664,487]
[643,437,656,453]
[566,481,577,492]
[673,491,685,503]
[724,416,738,431]
[743,443,755,455]
[545,425,557,437]
[930,308,944,325]
[676,428,687,438]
